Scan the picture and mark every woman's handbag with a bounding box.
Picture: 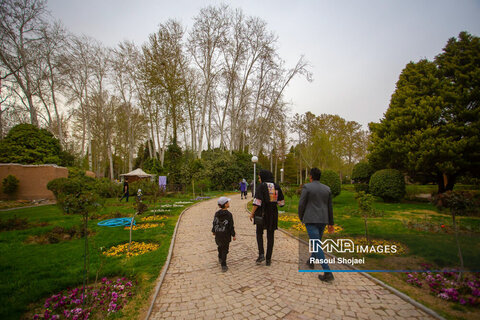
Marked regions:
[254,214,263,225]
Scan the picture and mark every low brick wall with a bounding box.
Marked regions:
[0,163,68,200]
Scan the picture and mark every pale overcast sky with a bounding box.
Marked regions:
[47,0,480,129]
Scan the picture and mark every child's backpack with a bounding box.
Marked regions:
[213,214,229,235]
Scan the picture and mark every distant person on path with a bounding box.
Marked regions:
[249,170,285,266]
[239,179,248,199]
[212,197,236,272]
[298,167,335,282]
[120,178,129,202]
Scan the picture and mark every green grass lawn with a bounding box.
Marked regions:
[0,192,222,320]
[274,188,480,320]
[280,190,480,269]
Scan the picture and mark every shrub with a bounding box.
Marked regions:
[354,183,369,193]
[67,167,87,179]
[47,177,88,198]
[320,169,341,197]
[95,178,122,198]
[2,174,19,195]
[130,179,158,196]
[369,169,406,202]
[433,190,480,216]
[57,191,101,215]
[352,162,374,184]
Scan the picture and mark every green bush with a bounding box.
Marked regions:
[352,162,374,184]
[95,178,122,198]
[47,178,87,198]
[320,169,341,197]
[354,183,369,193]
[369,169,406,202]
[433,190,480,216]
[2,174,19,195]
[130,179,158,196]
[67,167,87,179]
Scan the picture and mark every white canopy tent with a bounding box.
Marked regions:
[119,168,154,182]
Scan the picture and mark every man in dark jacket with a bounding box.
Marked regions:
[212,197,236,272]
[298,168,335,282]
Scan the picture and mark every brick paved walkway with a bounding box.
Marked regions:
[149,194,434,320]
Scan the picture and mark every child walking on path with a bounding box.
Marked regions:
[212,197,236,272]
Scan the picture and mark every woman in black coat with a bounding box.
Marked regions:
[249,169,285,266]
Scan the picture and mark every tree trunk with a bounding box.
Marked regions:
[160,117,168,166]
[274,155,278,183]
[445,174,456,192]
[452,211,464,281]
[108,139,114,180]
[87,128,92,171]
[364,216,370,245]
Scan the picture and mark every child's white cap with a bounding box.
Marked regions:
[217,197,230,206]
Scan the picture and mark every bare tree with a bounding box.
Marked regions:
[111,41,142,171]
[188,5,229,157]
[60,35,96,168]
[0,0,50,127]
[34,22,68,145]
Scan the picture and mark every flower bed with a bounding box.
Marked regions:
[103,241,160,258]
[33,277,135,319]
[160,204,184,208]
[351,238,407,255]
[291,223,344,233]
[149,208,170,213]
[140,215,168,222]
[123,223,164,231]
[403,219,479,234]
[405,267,480,307]
[278,215,301,223]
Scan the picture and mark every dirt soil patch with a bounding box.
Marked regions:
[25,226,95,244]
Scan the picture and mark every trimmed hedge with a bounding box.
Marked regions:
[369,169,405,202]
[352,162,374,183]
[320,169,341,197]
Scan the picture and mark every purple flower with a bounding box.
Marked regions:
[63,309,71,318]
[108,302,117,313]
[33,315,40,320]
[438,293,449,300]
[459,298,467,305]
[73,308,83,314]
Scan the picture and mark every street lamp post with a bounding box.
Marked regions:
[280,168,284,183]
[251,156,258,197]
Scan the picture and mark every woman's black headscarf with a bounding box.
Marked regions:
[259,169,274,183]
